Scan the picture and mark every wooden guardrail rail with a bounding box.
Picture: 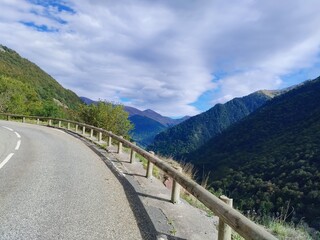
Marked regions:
[0,113,278,240]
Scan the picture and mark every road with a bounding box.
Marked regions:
[0,120,147,240]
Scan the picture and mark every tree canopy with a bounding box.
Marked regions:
[79,101,133,138]
[186,77,320,229]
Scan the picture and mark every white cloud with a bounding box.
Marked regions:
[213,71,283,104]
[0,0,320,116]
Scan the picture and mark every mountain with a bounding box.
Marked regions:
[186,77,320,228]
[0,45,81,111]
[148,90,280,159]
[129,115,167,147]
[80,97,188,126]
[124,106,190,126]
[80,96,96,105]
[80,96,189,146]
[124,105,144,116]
[125,107,189,146]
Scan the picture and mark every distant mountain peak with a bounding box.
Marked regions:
[143,109,160,115]
[80,96,96,105]
[143,109,156,113]
[257,90,284,98]
[79,96,190,146]
[257,80,313,99]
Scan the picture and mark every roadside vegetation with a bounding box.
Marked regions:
[79,101,133,138]
[0,45,133,138]
[133,152,317,239]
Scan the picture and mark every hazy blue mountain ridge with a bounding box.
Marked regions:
[80,97,189,146]
[129,115,167,147]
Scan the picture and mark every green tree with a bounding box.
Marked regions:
[0,75,42,114]
[33,100,64,118]
[79,101,133,138]
[0,75,74,118]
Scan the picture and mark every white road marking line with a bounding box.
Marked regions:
[0,153,14,170]
[15,140,21,150]
[14,132,21,138]
[2,126,13,131]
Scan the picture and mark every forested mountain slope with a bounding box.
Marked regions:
[148,91,277,158]
[187,77,320,228]
[129,115,167,147]
[0,45,81,116]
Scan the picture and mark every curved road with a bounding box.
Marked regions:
[0,120,145,240]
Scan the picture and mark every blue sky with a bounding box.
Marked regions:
[1,0,320,117]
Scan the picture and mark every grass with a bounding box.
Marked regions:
[182,191,214,217]
[122,146,131,154]
[226,215,316,240]
[234,207,317,240]
[149,155,317,240]
[135,153,160,178]
[167,219,177,236]
[265,218,316,239]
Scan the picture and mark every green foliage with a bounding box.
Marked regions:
[0,45,81,109]
[148,91,272,158]
[0,45,83,119]
[186,77,320,229]
[0,75,76,118]
[0,75,42,114]
[79,101,133,138]
[266,220,314,240]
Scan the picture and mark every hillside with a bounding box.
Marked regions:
[80,96,96,105]
[129,115,167,147]
[126,108,189,146]
[148,91,278,159]
[0,45,81,114]
[125,106,189,126]
[186,77,320,229]
[80,97,189,146]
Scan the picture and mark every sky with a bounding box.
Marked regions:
[1,0,320,117]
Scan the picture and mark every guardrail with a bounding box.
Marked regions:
[0,113,277,240]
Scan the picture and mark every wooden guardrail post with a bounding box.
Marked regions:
[117,136,123,154]
[218,195,233,240]
[22,117,26,123]
[171,166,182,204]
[130,142,136,163]
[146,151,155,179]
[108,132,112,147]
[90,129,94,138]
[7,115,10,121]
[75,124,78,133]
[82,126,85,135]
[67,122,71,130]
[58,121,61,128]
[48,119,52,126]
[98,132,102,142]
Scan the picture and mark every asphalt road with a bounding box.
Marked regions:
[0,120,145,240]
